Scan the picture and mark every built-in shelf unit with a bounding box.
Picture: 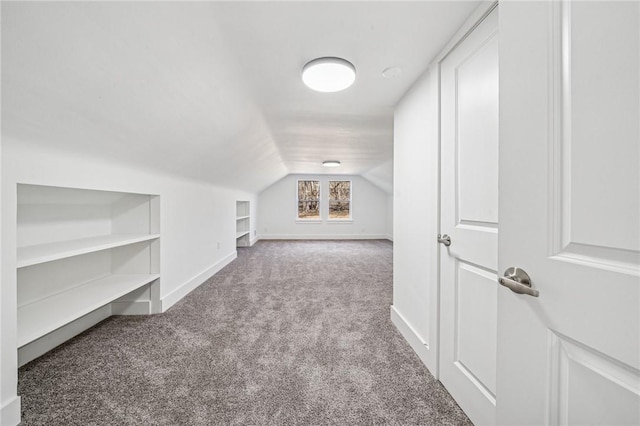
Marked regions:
[16,184,160,365]
[236,201,250,247]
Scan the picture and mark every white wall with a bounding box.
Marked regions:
[0,3,20,419]
[0,78,18,424]
[386,195,394,241]
[258,174,389,240]
[391,65,440,375]
[249,197,259,246]
[1,138,256,424]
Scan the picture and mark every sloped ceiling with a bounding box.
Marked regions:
[2,1,479,193]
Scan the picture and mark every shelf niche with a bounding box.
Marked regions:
[236,201,251,247]
[16,184,160,366]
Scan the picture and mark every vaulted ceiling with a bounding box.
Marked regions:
[2,1,480,193]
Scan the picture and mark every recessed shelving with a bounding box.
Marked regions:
[16,184,161,365]
[236,201,251,247]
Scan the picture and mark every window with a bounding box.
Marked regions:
[329,180,351,220]
[297,180,320,219]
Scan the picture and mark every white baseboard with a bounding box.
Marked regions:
[161,251,237,312]
[18,305,112,367]
[250,235,259,246]
[1,396,21,426]
[386,234,393,242]
[111,300,151,315]
[390,305,435,376]
[259,234,389,240]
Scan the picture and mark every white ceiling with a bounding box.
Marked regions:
[2,1,480,193]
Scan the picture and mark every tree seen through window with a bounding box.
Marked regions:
[297,180,320,219]
[329,181,351,219]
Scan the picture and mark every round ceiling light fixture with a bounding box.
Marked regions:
[322,160,341,167]
[302,57,356,93]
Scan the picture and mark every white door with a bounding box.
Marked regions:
[498,1,639,425]
[439,7,499,425]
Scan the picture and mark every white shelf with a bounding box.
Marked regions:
[17,234,160,268]
[236,200,250,247]
[17,273,160,347]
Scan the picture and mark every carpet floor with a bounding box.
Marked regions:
[18,240,471,425]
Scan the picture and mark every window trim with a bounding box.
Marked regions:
[296,179,321,221]
[327,179,352,221]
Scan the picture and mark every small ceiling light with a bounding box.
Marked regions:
[322,160,341,167]
[302,57,356,92]
[382,66,402,79]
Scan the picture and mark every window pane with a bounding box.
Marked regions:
[329,201,350,219]
[297,180,320,219]
[329,181,350,219]
[298,180,320,200]
[298,201,320,219]
[329,181,350,201]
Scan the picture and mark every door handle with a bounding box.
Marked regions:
[437,234,452,247]
[498,267,539,297]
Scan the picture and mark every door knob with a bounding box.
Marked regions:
[437,234,452,247]
[498,267,539,297]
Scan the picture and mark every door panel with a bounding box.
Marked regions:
[549,333,640,425]
[552,0,639,271]
[440,7,499,425]
[457,32,499,226]
[566,2,639,254]
[457,261,498,394]
[498,1,639,425]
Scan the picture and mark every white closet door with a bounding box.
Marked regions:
[439,7,499,426]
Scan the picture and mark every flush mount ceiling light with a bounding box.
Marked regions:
[322,160,341,167]
[302,57,356,92]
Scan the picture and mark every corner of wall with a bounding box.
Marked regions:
[386,194,394,241]
[0,153,20,426]
[1,396,21,426]
[390,306,434,376]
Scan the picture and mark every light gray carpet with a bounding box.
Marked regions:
[18,240,471,425]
